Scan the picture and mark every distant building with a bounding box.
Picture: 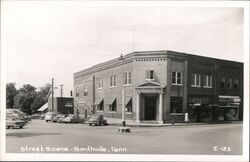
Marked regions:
[73,50,243,123]
[47,97,74,114]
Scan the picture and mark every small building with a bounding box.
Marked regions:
[47,97,74,114]
[73,50,243,123]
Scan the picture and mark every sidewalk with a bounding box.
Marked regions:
[107,120,243,127]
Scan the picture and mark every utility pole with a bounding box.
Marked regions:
[59,84,64,97]
[52,78,54,112]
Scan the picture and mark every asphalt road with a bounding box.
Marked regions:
[6,120,242,155]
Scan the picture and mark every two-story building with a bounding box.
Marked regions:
[73,50,243,123]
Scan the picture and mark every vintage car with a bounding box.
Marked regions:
[62,114,84,124]
[6,109,31,122]
[52,114,67,123]
[88,114,107,126]
[6,116,26,129]
[45,112,57,122]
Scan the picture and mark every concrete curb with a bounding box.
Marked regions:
[106,121,243,127]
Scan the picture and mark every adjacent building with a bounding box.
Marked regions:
[73,50,243,123]
[47,97,74,114]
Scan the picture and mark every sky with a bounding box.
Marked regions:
[2,1,244,97]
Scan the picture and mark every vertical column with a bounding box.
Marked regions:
[122,89,125,121]
[159,92,163,124]
[183,60,188,113]
[136,93,140,123]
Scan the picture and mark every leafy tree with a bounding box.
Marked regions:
[13,84,37,115]
[6,83,18,108]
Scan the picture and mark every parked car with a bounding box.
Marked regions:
[6,109,31,122]
[62,114,84,124]
[52,114,67,123]
[45,112,57,122]
[30,113,41,119]
[6,116,26,129]
[89,114,107,126]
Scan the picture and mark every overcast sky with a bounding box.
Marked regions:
[3,1,244,96]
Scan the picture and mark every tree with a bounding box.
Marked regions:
[31,84,51,113]
[13,84,37,115]
[6,83,18,108]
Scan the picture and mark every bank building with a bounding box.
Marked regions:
[73,50,243,124]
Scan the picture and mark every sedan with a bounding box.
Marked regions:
[89,114,107,126]
[52,114,67,123]
[62,114,84,124]
[6,117,26,129]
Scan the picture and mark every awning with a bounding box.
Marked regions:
[125,97,132,106]
[37,103,48,112]
[105,98,116,105]
[94,98,103,105]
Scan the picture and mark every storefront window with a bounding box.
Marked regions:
[170,97,183,113]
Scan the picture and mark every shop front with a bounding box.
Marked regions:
[188,96,214,122]
[218,95,241,121]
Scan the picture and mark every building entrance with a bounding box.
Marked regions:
[144,96,157,120]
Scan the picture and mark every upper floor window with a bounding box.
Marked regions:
[220,78,226,88]
[75,88,79,97]
[172,72,182,85]
[227,78,232,89]
[191,73,201,87]
[204,75,212,88]
[110,75,116,87]
[124,72,132,85]
[146,70,154,80]
[83,86,88,96]
[233,79,239,89]
[97,78,103,89]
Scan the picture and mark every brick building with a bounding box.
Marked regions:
[73,50,243,123]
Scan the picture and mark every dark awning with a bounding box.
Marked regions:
[125,97,132,106]
[105,97,116,105]
[94,98,103,105]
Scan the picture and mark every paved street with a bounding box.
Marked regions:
[6,120,242,155]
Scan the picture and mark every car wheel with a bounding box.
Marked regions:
[46,120,48,122]
[19,126,23,129]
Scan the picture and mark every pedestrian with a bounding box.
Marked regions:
[185,112,189,123]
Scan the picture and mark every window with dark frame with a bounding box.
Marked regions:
[97,78,103,89]
[83,86,88,96]
[220,77,226,88]
[146,70,155,80]
[110,75,116,87]
[172,72,182,85]
[204,74,212,88]
[75,88,79,97]
[234,79,239,89]
[170,97,183,113]
[191,73,201,87]
[124,72,132,85]
[227,78,232,89]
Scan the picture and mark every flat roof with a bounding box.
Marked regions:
[74,50,243,78]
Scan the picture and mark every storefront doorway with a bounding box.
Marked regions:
[144,96,157,120]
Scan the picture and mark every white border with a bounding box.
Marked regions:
[1,1,249,161]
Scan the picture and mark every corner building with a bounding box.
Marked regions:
[74,51,243,123]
